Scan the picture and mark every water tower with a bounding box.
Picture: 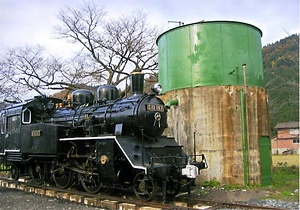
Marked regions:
[157,21,271,185]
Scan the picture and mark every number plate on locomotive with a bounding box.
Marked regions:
[146,104,164,112]
[31,130,41,137]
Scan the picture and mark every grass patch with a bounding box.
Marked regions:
[270,155,299,201]
[201,179,221,188]
[0,164,11,171]
[269,166,299,201]
[197,166,299,202]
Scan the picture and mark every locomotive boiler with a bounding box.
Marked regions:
[0,72,207,201]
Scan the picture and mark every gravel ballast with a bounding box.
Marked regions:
[0,187,299,209]
[0,187,103,210]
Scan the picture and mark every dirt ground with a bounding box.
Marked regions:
[195,188,269,202]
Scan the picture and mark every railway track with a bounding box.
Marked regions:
[0,175,286,210]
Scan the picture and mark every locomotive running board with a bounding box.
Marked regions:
[59,136,117,141]
[59,136,148,173]
[0,149,21,156]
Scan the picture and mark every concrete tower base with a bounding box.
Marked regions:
[160,85,271,185]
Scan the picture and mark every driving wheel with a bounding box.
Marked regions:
[133,172,157,201]
[79,172,102,194]
[52,164,74,189]
[11,165,20,181]
[29,163,48,185]
[166,180,181,198]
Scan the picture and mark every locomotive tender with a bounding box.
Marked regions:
[0,73,207,201]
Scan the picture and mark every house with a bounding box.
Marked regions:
[272,121,299,154]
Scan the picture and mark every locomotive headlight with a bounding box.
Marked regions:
[151,83,162,95]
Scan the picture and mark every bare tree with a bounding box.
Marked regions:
[54,1,159,86]
[0,2,159,100]
[0,45,95,100]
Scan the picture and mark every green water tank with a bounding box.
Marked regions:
[157,21,264,92]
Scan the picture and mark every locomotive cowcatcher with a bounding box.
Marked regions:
[0,73,207,201]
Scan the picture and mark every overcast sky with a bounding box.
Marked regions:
[0,0,299,57]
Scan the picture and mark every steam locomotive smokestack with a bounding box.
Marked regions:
[130,72,144,96]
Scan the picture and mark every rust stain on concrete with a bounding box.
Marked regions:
[160,86,270,185]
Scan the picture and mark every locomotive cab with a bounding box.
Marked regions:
[0,97,64,165]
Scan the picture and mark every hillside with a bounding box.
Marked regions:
[262,34,299,131]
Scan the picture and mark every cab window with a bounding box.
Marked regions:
[22,109,31,124]
[7,116,19,133]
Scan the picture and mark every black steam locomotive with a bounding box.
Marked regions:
[0,73,207,201]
